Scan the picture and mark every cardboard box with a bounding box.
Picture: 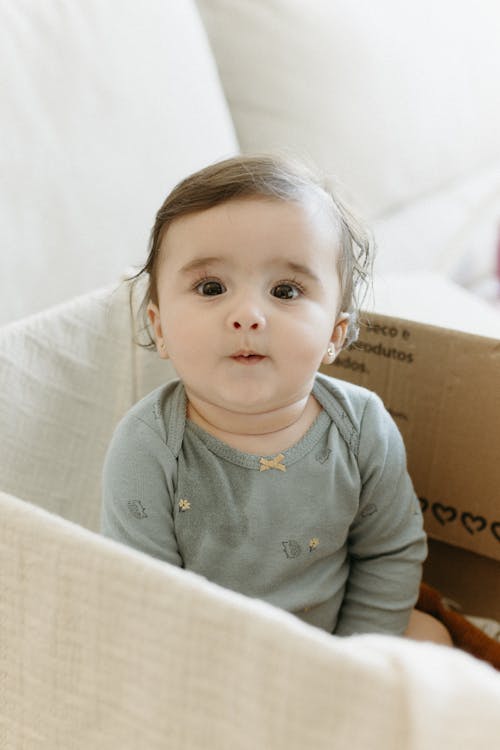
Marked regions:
[321,312,500,620]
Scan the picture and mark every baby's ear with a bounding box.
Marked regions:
[322,314,349,364]
[147,302,169,359]
[147,301,159,327]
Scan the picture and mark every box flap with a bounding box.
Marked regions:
[321,313,500,562]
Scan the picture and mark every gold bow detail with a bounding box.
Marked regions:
[259,453,286,472]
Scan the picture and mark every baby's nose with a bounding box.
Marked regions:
[232,319,260,330]
[228,298,266,331]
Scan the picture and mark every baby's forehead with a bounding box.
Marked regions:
[161,191,340,253]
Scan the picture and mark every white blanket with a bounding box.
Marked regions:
[1,281,499,748]
[2,490,500,749]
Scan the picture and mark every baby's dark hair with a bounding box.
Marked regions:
[129,154,374,348]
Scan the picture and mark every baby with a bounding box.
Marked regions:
[101,154,450,643]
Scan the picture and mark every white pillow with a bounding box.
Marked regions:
[197,0,500,220]
[373,161,500,283]
[1,0,238,325]
[371,272,500,339]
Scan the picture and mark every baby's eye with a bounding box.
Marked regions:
[195,279,226,296]
[271,283,302,300]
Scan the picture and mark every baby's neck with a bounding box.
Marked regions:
[186,392,322,456]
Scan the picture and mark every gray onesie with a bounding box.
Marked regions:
[101,373,426,636]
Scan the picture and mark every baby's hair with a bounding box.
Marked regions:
[128,154,374,349]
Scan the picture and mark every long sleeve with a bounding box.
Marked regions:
[101,413,183,568]
[334,392,427,636]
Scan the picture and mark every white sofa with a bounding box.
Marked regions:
[1,2,500,748]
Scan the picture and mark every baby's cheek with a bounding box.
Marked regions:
[293,317,332,353]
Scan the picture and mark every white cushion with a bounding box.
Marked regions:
[372,272,500,339]
[197,0,500,218]
[0,0,238,325]
[0,277,175,531]
[373,162,500,283]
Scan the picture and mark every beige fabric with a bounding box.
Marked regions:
[2,489,500,749]
[0,277,174,531]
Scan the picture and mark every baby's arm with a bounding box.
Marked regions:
[101,414,182,567]
[334,393,427,636]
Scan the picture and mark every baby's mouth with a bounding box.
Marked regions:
[230,350,266,365]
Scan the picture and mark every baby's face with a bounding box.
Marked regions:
[148,196,347,417]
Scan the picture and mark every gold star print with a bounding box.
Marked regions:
[178,499,191,512]
[309,537,320,552]
[259,454,286,472]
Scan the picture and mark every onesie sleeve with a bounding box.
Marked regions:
[334,392,427,636]
[100,413,183,567]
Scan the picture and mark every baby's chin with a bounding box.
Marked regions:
[187,385,313,431]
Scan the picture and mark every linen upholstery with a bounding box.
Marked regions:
[2,488,500,749]
[0,278,174,531]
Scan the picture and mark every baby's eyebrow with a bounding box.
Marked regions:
[273,260,321,284]
[178,256,320,283]
[179,256,222,274]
